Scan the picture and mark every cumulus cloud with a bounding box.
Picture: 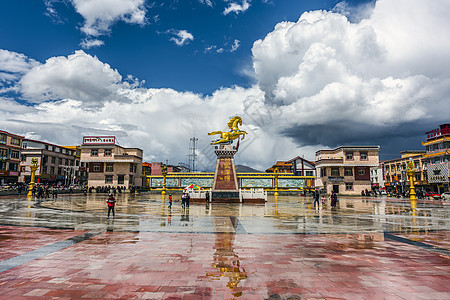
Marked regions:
[19,50,123,105]
[2,0,450,169]
[252,0,450,149]
[0,50,40,83]
[223,0,250,15]
[71,0,147,37]
[168,29,194,46]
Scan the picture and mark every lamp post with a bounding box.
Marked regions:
[161,164,168,196]
[274,167,279,197]
[27,158,39,198]
[407,158,417,212]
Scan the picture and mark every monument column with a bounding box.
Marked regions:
[211,144,239,202]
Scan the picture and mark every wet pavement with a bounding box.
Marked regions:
[0,193,448,299]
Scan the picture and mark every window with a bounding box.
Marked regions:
[57,167,62,175]
[345,183,353,190]
[51,157,56,164]
[22,142,27,149]
[58,158,62,165]
[65,159,69,166]
[106,163,114,172]
[320,168,327,177]
[91,149,98,156]
[10,150,19,159]
[0,161,6,170]
[104,149,112,156]
[50,166,55,174]
[93,165,101,172]
[130,163,134,172]
[0,134,6,143]
[0,148,6,157]
[346,152,353,160]
[8,162,18,171]
[20,166,25,172]
[305,170,313,176]
[118,175,125,184]
[105,175,113,184]
[10,138,20,146]
[360,152,368,160]
[344,168,353,176]
[42,166,47,174]
[331,168,339,176]
[358,169,365,176]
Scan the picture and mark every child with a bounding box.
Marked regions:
[106,193,116,219]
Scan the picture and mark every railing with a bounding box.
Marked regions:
[239,188,267,202]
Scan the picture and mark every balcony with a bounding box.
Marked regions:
[315,158,343,166]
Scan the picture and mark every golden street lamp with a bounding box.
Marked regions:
[407,159,417,203]
[161,164,168,196]
[274,167,279,197]
[27,158,39,198]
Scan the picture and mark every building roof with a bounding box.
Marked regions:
[23,138,73,151]
[0,130,24,139]
[316,146,380,154]
[285,156,315,166]
[142,162,152,167]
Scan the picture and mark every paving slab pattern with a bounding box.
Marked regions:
[0,194,448,299]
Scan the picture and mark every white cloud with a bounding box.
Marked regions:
[169,29,194,46]
[71,0,147,37]
[199,0,213,8]
[0,50,40,79]
[80,38,105,49]
[2,0,450,169]
[19,50,122,105]
[231,39,240,52]
[223,0,250,15]
[251,0,450,147]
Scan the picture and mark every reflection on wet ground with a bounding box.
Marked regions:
[0,193,448,234]
[0,194,448,299]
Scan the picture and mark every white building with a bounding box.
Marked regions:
[80,136,143,188]
[315,146,380,195]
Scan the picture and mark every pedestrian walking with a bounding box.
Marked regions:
[313,190,320,208]
[331,191,337,207]
[181,193,186,209]
[106,193,116,219]
[168,194,172,209]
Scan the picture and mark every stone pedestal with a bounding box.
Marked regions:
[211,144,240,202]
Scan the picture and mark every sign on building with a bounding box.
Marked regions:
[427,164,449,183]
[82,136,116,145]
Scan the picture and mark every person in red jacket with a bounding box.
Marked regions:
[106,193,116,219]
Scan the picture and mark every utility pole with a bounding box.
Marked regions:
[189,137,198,172]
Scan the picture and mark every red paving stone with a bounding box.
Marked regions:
[0,225,86,260]
[0,228,448,299]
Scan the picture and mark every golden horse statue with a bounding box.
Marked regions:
[208,116,248,145]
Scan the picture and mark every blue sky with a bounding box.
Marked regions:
[1,0,449,170]
[1,0,372,94]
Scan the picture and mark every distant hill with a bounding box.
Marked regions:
[235,165,263,173]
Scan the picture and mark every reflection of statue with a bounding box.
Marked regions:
[207,233,247,297]
[208,116,248,145]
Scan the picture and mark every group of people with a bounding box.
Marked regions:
[89,186,127,194]
[30,184,59,199]
[167,193,190,209]
[313,190,338,208]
